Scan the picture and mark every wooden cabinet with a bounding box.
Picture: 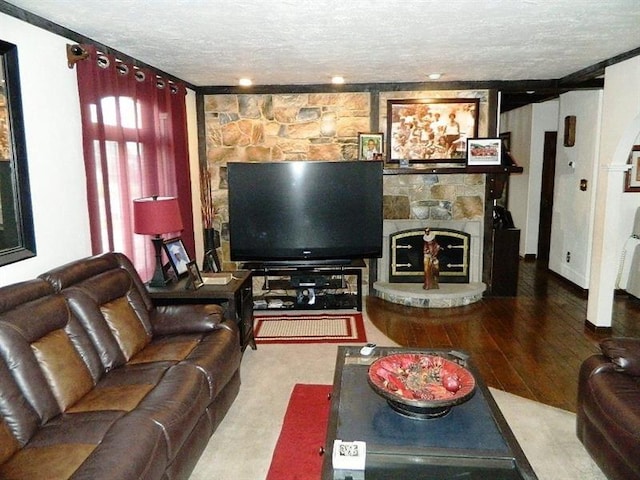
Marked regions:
[488,229,521,296]
[147,270,256,351]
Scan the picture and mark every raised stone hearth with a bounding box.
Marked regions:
[374,282,486,308]
[376,219,486,308]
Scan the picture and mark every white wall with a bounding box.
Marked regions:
[500,104,532,254]
[587,55,640,326]
[500,100,559,257]
[549,90,603,288]
[0,12,91,286]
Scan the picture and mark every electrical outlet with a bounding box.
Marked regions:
[566,252,571,262]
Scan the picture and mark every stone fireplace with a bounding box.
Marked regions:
[374,219,486,308]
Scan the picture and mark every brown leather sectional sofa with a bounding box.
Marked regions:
[577,337,640,480]
[0,252,242,479]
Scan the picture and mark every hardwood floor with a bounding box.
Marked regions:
[366,260,640,412]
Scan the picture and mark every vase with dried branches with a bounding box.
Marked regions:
[200,165,221,272]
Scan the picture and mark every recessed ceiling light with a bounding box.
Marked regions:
[238,78,252,87]
[331,76,345,84]
[428,73,442,80]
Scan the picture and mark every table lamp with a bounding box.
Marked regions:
[133,195,183,287]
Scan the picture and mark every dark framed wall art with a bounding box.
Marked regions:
[624,145,640,192]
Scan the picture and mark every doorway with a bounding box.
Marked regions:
[537,131,557,267]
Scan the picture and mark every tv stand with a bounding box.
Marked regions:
[243,260,364,311]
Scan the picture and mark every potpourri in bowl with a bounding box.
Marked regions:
[368,353,476,419]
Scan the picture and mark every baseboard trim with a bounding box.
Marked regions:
[546,269,589,298]
[523,254,537,262]
[584,319,612,334]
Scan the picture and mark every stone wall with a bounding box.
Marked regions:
[205,93,370,164]
[203,90,489,270]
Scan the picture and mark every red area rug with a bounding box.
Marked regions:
[254,313,366,344]
[266,384,332,480]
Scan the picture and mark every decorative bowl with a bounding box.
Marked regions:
[368,353,476,419]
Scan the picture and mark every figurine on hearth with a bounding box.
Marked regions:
[423,228,442,290]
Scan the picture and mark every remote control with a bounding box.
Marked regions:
[360,343,376,355]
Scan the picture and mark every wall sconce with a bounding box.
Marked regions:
[564,115,576,147]
[66,44,89,69]
[133,196,183,287]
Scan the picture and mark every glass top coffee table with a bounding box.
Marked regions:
[321,346,538,480]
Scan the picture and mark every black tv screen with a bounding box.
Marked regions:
[228,160,383,265]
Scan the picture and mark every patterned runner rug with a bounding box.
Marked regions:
[254,312,367,344]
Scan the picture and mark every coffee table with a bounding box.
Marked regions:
[321,346,538,480]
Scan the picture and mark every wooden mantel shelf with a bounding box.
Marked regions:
[383,164,523,175]
[383,150,523,175]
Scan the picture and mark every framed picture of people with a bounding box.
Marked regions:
[387,98,479,164]
[467,138,503,166]
[358,132,384,160]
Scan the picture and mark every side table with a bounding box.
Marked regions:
[147,270,256,351]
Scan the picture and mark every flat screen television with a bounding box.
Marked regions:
[228,160,383,266]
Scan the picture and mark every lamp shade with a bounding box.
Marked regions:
[133,196,183,235]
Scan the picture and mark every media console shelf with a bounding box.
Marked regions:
[242,260,364,311]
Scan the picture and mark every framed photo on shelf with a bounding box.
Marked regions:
[202,249,221,273]
[499,131,511,152]
[624,146,640,192]
[386,98,479,164]
[358,132,384,160]
[163,237,191,278]
[185,261,204,290]
[466,138,502,166]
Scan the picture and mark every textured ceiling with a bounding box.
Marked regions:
[4,0,640,87]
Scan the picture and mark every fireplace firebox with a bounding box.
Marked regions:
[390,228,470,283]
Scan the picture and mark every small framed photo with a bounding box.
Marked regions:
[358,132,384,160]
[624,146,640,192]
[202,249,221,273]
[466,138,503,166]
[163,237,191,278]
[499,131,511,152]
[186,261,204,290]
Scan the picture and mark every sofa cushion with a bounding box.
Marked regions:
[178,326,242,400]
[67,383,155,413]
[133,363,211,460]
[0,295,80,424]
[0,410,167,480]
[30,329,94,411]
[0,418,20,466]
[600,337,640,376]
[0,280,55,315]
[60,269,156,369]
[100,296,150,361]
[583,367,640,476]
[70,414,168,480]
[128,335,200,364]
[67,362,170,413]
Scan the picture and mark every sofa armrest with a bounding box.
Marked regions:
[150,304,227,336]
[600,337,640,376]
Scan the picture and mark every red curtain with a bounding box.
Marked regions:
[76,45,194,280]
